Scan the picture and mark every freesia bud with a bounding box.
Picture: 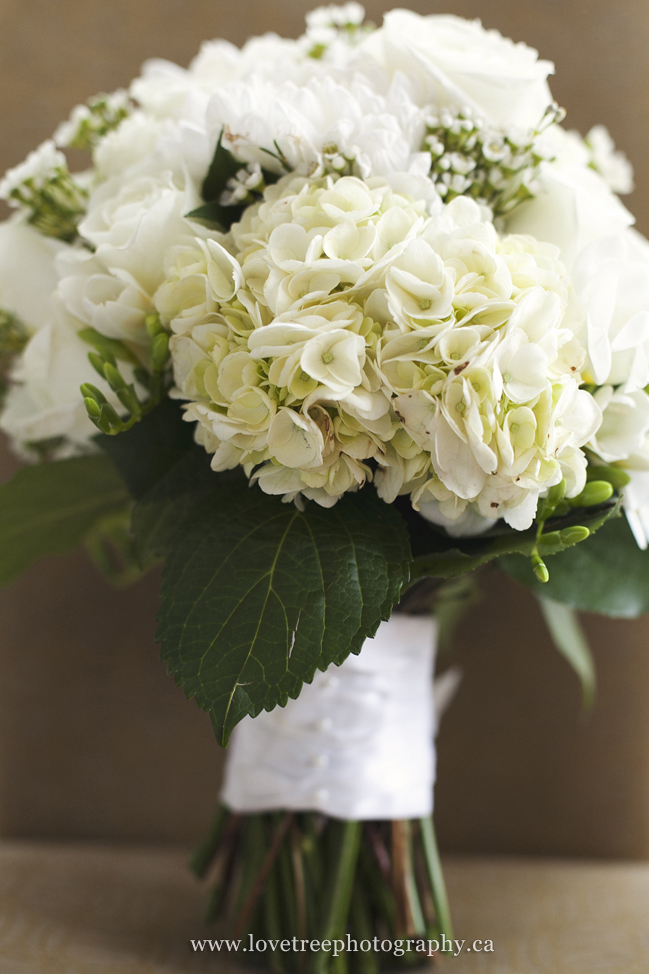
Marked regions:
[586,465,630,492]
[532,553,549,583]
[560,526,590,545]
[150,332,170,372]
[569,481,614,508]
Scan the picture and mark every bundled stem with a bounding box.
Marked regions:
[191,807,453,972]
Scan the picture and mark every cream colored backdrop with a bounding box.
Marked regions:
[1,0,649,856]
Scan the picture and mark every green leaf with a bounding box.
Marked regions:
[157,485,411,745]
[201,128,242,204]
[0,454,130,586]
[131,446,236,564]
[537,597,596,708]
[185,200,244,232]
[501,513,649,617]
[409,500,617,582]
[96,396,194,500]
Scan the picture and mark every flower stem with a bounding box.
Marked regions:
[189,803,231,878]
[419,815,453,949]
[232,812,294,939]
[311,820,362,974]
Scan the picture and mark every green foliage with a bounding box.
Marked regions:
[501,513,649,617]
[156,482,411,745]
[96,396,194,500]
[0,454,129,586]
[83,507,150,586]
[131,445,219,563]
[0,308,30,407]
[537,596,596,708]
[80,321,170,436]
[187,128,281,231]
[201,129,243,208]
[408,500,617,583]
[186,200,243,233]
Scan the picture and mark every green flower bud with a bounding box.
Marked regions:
[88,352,107,379]
[560,525,590,545]
[569,480,614,508]
[94,406,112,434]
[103,361,127,392]
[532,552,549,583]
[150,332,170,372]
[100,402,123,432]
[586,464,630,492]
[116,385,142,417]
[80,382,108,404]
[145,313,163,339]
[538,531,562,546]
[84,396,101,420]
[78,326,140,365]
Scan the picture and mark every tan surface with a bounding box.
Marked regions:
[1,0,649,856]
[0,843,648,974]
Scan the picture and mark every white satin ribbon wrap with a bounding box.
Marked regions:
[221,615,437,820]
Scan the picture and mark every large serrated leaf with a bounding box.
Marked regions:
[156,485,411,745]
[131,446,224,564]
[96,397,194,500]
[0,454,129,586]
[501,513,649,617]
[408,501,618,582]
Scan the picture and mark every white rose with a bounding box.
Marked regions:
[506,127,633,269]
[586,125,634,195]
[622,470,649,550]
[589,386,649,464]
[570,229,649,388]
[56,248,151,344]
[78,168,201,296]
[0,217,63,330]
[362,11,554,129]
[0,306,124,453]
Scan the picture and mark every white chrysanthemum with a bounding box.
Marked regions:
[165,171,599,528]
[207,71,429,181]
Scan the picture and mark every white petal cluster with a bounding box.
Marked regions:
[164,172,597,528]
[585,125,634,195]
[0,141,67,200]
[8,3,649,545]
[565,227,649,548]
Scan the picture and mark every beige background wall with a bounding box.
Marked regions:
[1,0,649,855]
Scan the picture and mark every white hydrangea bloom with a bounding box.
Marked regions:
[165,172,598,528]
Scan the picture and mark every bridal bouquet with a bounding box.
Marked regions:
[1,4,648,967]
